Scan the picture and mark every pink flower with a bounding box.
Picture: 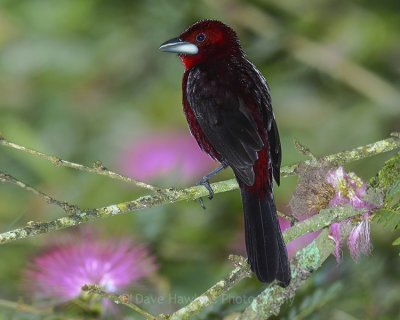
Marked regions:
[326,167,376,210]
[329,222,342,262]
[348,212,371,261]
[327,167,378,262]
[23,232,157,304]
[290,165,380,262]
[120,131,215,184]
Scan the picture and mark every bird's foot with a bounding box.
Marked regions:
[195,176,215,210]
[194,165,226,210]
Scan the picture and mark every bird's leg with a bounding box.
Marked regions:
[196,164,227,209]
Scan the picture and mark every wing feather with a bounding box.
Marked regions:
[185,58,281,186]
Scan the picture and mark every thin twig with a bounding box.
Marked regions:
[168,256,252,320]
[0,172,79,214]
[0,135,163,193]
[81,284,155,320]
[277,209,298,224]
[0,134,398,245]
[0,298,51,315]
[281,133,400,177]
[293,138,318,163]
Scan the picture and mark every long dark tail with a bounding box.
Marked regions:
[239,183,291,285]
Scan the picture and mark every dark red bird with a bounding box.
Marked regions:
[160,20,290,285]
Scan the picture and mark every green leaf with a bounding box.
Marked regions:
[373,152,400,191]
[392,237,400,246]
[374,209,400,230]
[386,181,400,209]
[286,282,342,320]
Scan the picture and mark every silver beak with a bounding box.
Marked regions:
[159,37,198,55]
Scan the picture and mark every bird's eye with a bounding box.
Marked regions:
[196,33,206,42]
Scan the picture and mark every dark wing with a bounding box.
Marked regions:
[186,59,282,186]
[268,117,281,185]
[244,59,282,185]
[186,66,264,186]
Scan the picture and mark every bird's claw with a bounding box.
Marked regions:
[196,177,215,210]
[198,197,206,210]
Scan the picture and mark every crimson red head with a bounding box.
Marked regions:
[159,20,243,69]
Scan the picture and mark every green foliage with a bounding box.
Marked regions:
[386,182,400,211]
[381,182,400,253]
[374,153,400,252]
[373,151,400,230]
[372,151,400,191]
[284,283,342,320]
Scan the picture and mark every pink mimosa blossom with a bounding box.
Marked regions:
[120,131,215,184]
[23,233,157,304]
[329,222,342,262]
[327,167,378,262]
[348,212,371,261]
[290,166,381,262]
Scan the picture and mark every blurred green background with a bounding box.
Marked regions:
[0,0,400,319]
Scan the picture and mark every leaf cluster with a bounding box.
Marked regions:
[372,152,400,252]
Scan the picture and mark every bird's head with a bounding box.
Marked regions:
[159,20,243,69]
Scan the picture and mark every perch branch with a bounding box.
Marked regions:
[0,134,398,245]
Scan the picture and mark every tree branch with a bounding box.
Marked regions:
[283,205,361,243]
[0,134,398,245]
[0,298,51,316]
[81,284,156,320]
[1,134,397,319]
[0,134,163,193]
[160,204,368,319]
[168,256,252,320]
[239,229,334,319]
[0,179,236,244]
[0,171,79,214]
[281,133,400,177]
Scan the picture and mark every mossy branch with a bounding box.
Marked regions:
[0,134,163,193]
[0,172,79,214]
[167,255,252,320]
[281,133,400,177]
[81,284,156,320]
[240,229,335,319]
[163,204,366,320]
[0,134,399,319]
[0,134,398,245]
[78,204,364,320]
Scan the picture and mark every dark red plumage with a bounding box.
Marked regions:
[161,20,290,284]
